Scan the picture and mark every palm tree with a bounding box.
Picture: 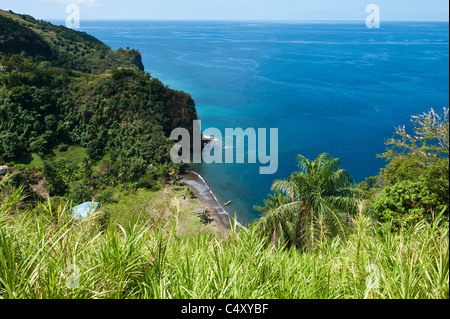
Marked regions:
[254,191,291,246]
[256,153,361,251]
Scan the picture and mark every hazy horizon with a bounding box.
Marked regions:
[1,0,448,22]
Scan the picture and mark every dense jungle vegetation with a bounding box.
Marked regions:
[1,10,197,204]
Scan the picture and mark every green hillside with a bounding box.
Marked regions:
[0,9,144,73]
[0,10,197,202]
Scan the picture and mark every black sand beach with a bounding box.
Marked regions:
[180,170,236,232]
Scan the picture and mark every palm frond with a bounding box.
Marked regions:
[256,201,301,237]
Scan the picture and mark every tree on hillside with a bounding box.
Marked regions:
[382,107,449,159]
[42,160,68,196]
[256,153,361,251]
[373,108,449,227]
[379,107,449,184]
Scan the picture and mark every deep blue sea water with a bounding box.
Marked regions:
[53,20,449,226]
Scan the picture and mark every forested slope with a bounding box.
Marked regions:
[0,10,197,200]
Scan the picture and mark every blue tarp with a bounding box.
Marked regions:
[72,202,99,219]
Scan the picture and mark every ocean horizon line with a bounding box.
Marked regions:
[46,18,450,24]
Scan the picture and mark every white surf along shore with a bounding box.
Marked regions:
[180,169,248,232]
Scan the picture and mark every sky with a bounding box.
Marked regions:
[0,0,449,21]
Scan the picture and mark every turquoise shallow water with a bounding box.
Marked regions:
[56,20,449,226]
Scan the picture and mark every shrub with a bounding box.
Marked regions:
[372,177,448,228]
[57,143,69,152]
[110,68,136,81]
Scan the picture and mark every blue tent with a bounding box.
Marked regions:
[72,202,99,219]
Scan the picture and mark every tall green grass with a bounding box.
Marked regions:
[0,187,448,299]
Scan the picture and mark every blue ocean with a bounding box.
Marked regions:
[55,20,449,226]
